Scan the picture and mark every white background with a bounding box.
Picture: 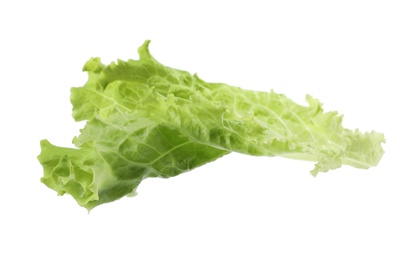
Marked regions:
[1,0,411,259]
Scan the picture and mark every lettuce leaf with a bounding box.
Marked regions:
[38,40,385,210]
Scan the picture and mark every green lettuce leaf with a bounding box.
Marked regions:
[38,40,385,210]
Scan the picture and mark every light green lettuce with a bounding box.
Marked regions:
[38,40,385,210]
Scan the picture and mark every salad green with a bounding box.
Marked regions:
[38,40,385,210]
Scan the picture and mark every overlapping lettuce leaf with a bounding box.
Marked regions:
[38,40,385,210]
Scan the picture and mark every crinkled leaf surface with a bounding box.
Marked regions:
[38,40,385,210]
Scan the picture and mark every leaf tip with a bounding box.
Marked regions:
[138,40,152,60]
